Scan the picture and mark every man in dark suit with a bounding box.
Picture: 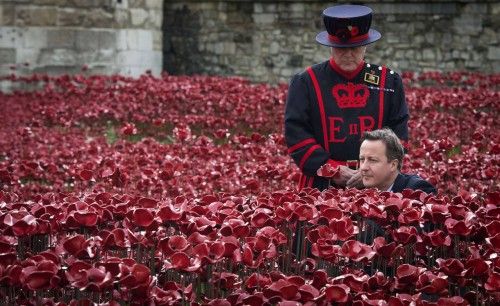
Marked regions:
[359,128,436,194]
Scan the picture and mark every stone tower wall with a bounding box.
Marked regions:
[0,0,163,79]
[164,0,500,84]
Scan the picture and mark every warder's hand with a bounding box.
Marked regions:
[346,171,364,189]
[331,166,356,187]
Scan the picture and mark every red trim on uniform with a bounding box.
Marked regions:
[307,176,314,188]
[306,67,329,152]
[298,174,306,190]
[378,66,387,129]
[329,59,365,80]
[288,138,316,154]
[299,144,321,170]
[328,33,369,44]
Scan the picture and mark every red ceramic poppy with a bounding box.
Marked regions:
[325,284,350,303]
[423,229,451,247]
[444,218,472,236]
[341,240,375,262]
[463,258,489,278]
[397,207,420,225]
[329,217,357,241]
[316,163,339,178]
[73,211,98,227]
[12,214,37,236]
[372,237,400,259]
[120,122,137,136]
[437,258,464,277]
[311,270,328,290]
[395,264,420,284]
[158,235,189,256]
[245,273,272,289]
[416,271,448,294]
[311,241,341,260]
[266,279,299,300]
[392,226,419,244]
[485,271,500,291]
[79,169,93,181]
[486,232,500,252]
[63,235,88,257]
[131,208,155,228]
[436,296,468,306]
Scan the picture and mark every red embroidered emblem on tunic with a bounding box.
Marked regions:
[332,82,369,109]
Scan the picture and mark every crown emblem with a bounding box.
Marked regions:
[332,83,369,109]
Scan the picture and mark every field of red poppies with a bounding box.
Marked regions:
[0,71,498,305]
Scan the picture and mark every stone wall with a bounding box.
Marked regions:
[0,0,163,81]
[164,0,500,84]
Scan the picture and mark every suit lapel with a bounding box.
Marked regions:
[391,173,404,192]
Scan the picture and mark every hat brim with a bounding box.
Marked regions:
[316,29,381,48]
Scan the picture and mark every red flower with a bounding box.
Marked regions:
[423,229,451,247]
[464,258,489,277]
[12,214,38,236]
[311,242,341,260]
[164,252,201,272]
[79,169,93,181]
[245,273,272,289]
[325,284,350,303]
[329,217,357,241]
[445,218,472,236]
[373,237,400,258]
[317,162,339,178]
[335,274,369,293]
[168,252,189,269]
[298,284,319,302]
[294,204,317,221]
[423,204,449,224]
[436,296,468,306]
[311,270,328,290]
[437,258,464,277]
[250,211,272,227]
[396,264,421,284]
[120,123,137,136]
[485,271,500,291]
[486,232,500,252]
[341,240,375,262]
[486,220,500,236]
[63,235,89,257]
[267,279,299,300]
[397,207,420,224]
[158,204,183,222]
[120,263,152,290]
[392,226,418,244]
[73,211,98,227]
[158,235,189,256]
[24,271,56,290]
[416,271,448,294]
[131,208,155,227]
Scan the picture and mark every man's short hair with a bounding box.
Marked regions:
[361,128,404,171]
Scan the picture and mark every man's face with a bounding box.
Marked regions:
[331,46,366,72]
[359,140,398,190]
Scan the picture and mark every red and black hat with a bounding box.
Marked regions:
[316,5,381,48]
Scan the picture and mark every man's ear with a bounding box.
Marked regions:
[390,159,398,171]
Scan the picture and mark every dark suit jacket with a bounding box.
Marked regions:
[391,173,437,194]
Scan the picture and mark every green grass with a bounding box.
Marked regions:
[447,145,462,158]
[105,124,118,144]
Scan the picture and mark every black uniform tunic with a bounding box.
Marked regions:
[285,59,409,190]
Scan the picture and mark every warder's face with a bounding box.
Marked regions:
[331,46,366,72]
